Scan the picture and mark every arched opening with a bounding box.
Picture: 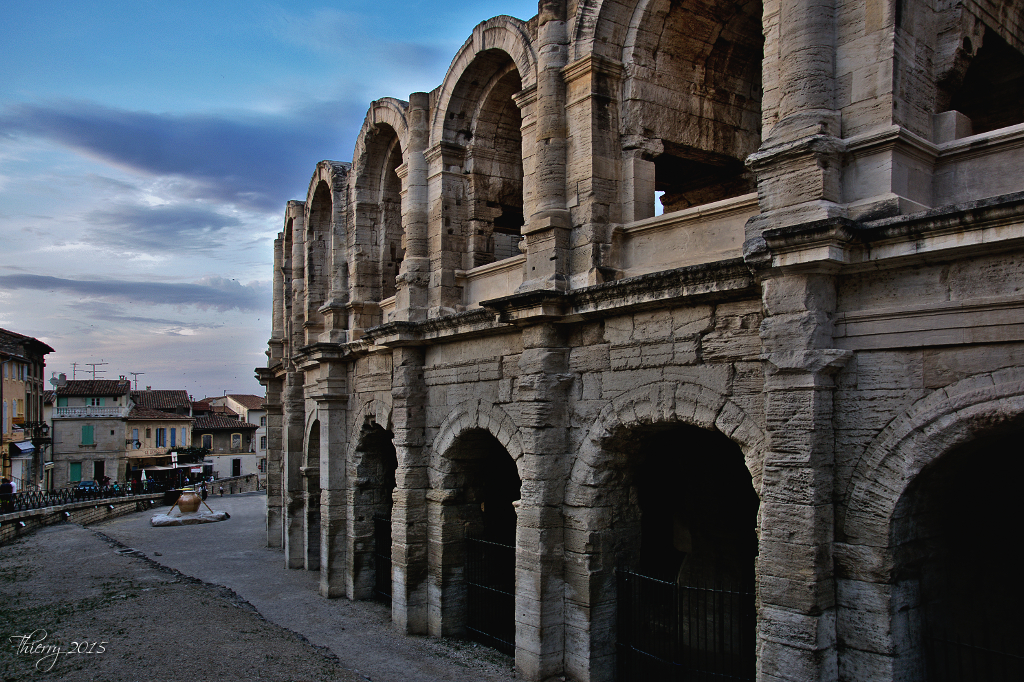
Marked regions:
[614,424,759,681]
[378,136,404,300]
[444,50,525,270]
[622,0,763,216]
[437,428,521,655]
[892,427,1024,681]
[350,420,397,603]
[941,27,1024,135]
[304,418,321,571]
[305,183,331,341]
[357,123,405,307]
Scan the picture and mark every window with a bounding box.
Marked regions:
[260,436,267,450]
[145,428,152,439]
[231,433,242,450]
[132,428,139,442]
[87,397,104,407]
[81,424,94,445]
[170,428,176,447]
[57,397,68,407]
[70,462,82,483]
[156,428,166,447]
[201,434,212,450]
[260,416,267,427]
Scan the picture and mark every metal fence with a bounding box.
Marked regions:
[926,626,1024,681]
[465,536,516,656]
[0,482,166,514]
[373,512,392,605]
[616,568,756,682]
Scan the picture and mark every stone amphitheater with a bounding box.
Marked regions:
[257,1,1024,680]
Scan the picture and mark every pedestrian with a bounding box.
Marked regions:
[201,482,208,501]
[0,478,13,514]
[219,485,224,497]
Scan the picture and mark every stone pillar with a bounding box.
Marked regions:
[264,381,284,548]
[758,270,849,682]
[513,322,568,680]
[746,0,842,239]
[390,346,429,633]
[519,0,571,292]
[315,381,348,598]
[282,369,305,569]
[396,92,430,322]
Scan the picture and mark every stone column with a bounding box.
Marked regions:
[396,92,430,322]
[746,0,842,238]
[282,368,305,569]
[758,270,849,682]
[390,346,429,633]
[264,380,284,548]
[519,0,571,292]
[513,322,569,680]
[315,375,349,598]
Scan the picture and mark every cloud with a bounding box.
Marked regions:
[85,203,242,252]
[0,100,366,211]
[69,301,228,330]
[0,274,270,312]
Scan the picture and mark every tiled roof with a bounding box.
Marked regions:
[193,415,258,430]
[226,394,265,410]
[55,379,131,397]
[0,327,54,358]
[42,390,55,405]
[127,406,193,421]
[132,390,191,409]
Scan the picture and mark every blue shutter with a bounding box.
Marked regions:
[170,427,176,447]
[82,425,94,445]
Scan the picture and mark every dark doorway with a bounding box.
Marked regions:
[94,460,105,483]
[617,424,758,681]
[353,421,397,603]
[895,429,1024,681]
[232,458,241,477]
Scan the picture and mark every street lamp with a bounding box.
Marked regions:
[23,421,51,490]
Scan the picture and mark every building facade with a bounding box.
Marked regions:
[51,379,132,487]
[208,394,268,480]
[0,328,53,488]
[192,413,259,479]
[259,2,1024,681]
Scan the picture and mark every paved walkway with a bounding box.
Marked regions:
[93,492,516,682]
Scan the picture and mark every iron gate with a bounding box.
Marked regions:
[617,568,755,682]
[466,537,515,655]
[373,512,392,604]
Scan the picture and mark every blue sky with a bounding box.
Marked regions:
[1,0,538,399]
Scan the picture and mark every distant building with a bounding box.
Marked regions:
[0,327,53,488]
[208,394,267,480]
[50,379,131,487]
[191,401,259,479]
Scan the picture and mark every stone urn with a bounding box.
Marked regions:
[178,490,201,513]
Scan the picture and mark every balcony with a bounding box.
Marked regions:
[54,406,130,419]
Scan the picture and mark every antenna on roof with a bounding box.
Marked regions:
[130,372,145,390]
[85,362,108,379]
[70,362,79,380]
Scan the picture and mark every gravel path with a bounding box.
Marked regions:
[1,492,516,682]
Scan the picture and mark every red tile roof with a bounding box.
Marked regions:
[127,407,193,421]
[131,390,191,410]
[193,415,258,430]
[226,394,265,410]
[55,380,130,397]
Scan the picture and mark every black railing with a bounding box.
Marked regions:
[0,483,161,514]
[465,536,516,656]
[617,568,755,682]
[373,512,392,604]
[925,625,1024,681]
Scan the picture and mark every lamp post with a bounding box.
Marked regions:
[24,421,51,490]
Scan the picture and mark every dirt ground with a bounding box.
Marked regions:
[0,493,517,682]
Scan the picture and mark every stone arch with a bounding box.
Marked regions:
[843,369,1024,543]
[563,379,765,682]
[429,398,524,477]
[302,412,322,572]
[570,0,637,62]
[429,16,537,146]
[568,380,765,503]
[618,0,763,215]
[351,100,409,310]
[347,396,397,601]
[838,370,1024,681]
[303,161,350,342]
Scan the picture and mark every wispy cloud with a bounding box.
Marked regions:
[0,274,270,312]
[85,203,242,253]
[0,100,365,211]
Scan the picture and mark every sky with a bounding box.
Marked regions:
[1,0,539,400]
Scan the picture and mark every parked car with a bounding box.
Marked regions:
[74,480,100,498]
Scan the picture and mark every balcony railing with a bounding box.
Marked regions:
[53,406,130,419]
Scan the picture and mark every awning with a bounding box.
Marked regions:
[10,441,34,456]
